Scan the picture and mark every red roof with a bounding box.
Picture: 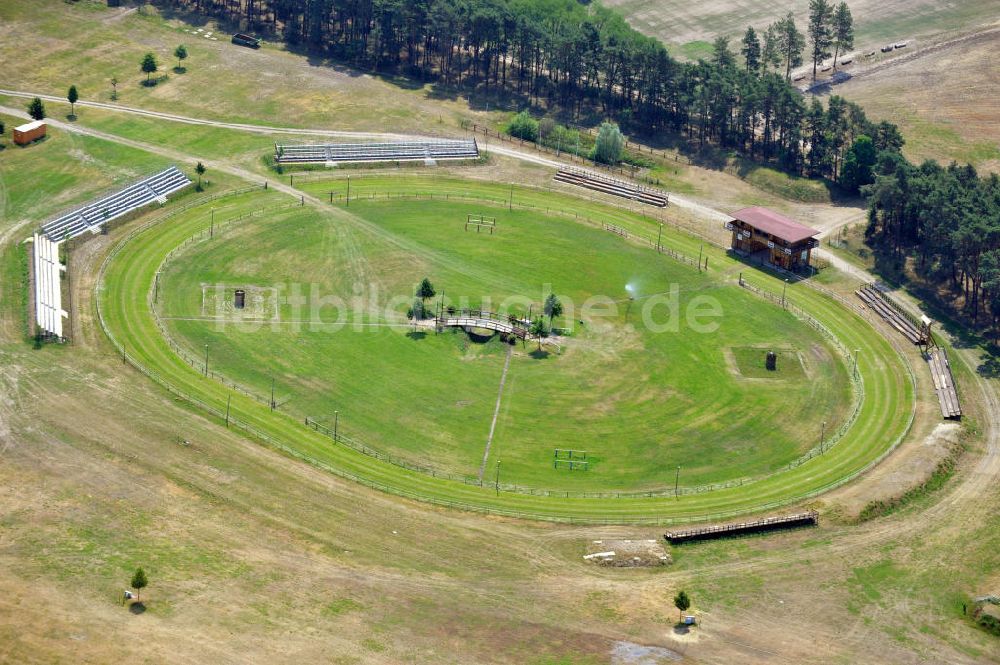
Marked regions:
[730,207,818,244]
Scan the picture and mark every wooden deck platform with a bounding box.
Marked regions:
[927,349,962,419]
[855,285,922,344]
[664,511,818,544]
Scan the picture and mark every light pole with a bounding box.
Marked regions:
[270,376,275,411]
[203,344,209,376]
[225,392,231,428]
[509,182,513,211]
[495,459,501,496]
[781,279,789,308]
[657,223,663,253]
[346,175,351,207]
[674,465,681,499]
[821,420,827,452]
[334,410,339,441]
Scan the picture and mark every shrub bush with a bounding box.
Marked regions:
[978,612,1000,636]
[507,111,539,142]
[538,117,556,141]
[591,122,624,165]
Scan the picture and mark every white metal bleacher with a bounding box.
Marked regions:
[274,139,479,164]
[33,233,67,339]
[40,166,192,242]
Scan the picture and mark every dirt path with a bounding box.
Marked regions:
[813,248,873,281]
[479,343,513,482]
[803,24,1000,94]
[0,89,414,139]
[101,6,136,24]
[792,259,1000,548]
[0,88,732,229]
[0,105,309,206]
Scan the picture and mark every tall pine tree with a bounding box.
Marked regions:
[741,27,762,74]
[832,2,854,69]
[808,0,834,81]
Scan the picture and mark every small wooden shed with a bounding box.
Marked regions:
[13,120,47,146]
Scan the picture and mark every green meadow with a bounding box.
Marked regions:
[156,191,852,492]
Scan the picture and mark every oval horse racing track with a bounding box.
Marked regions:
[97,178,915,524]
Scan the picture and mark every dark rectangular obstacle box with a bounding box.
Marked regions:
[664,510,818,544]
[553,168,669,208]
[232,33,261,48]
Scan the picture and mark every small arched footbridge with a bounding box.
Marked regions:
[435,309,529,340]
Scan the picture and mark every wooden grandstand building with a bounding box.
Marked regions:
[726,207,819,272]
